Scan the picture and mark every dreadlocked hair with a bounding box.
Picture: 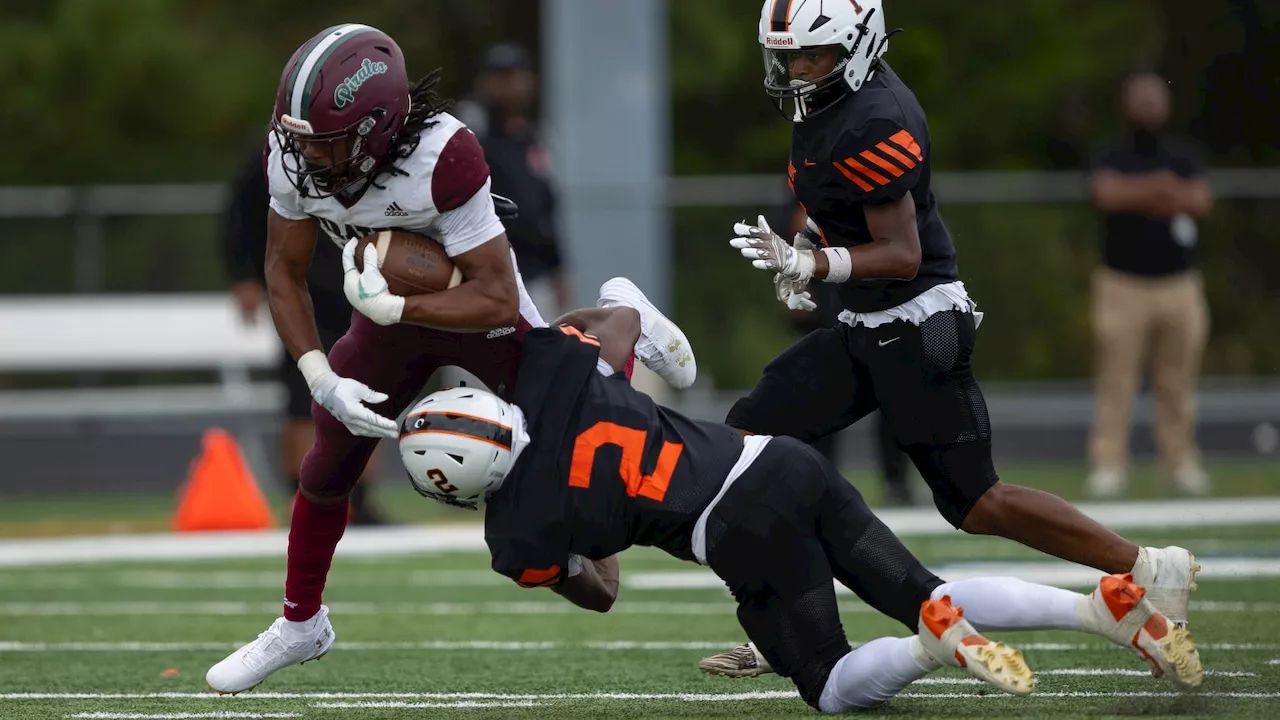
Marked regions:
[371,68,454,186]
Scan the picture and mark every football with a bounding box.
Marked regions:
[353,230,463,296]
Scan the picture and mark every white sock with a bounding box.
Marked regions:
[596,358,620,376]
[931,577,1083,632]
[818,636,934,713]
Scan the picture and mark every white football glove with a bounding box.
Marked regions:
[298,350,398,439]
[730,214,816,285]
[775,274,816,311]
[342,239,405,326]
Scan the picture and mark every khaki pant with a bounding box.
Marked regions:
[1089,267,1209,474]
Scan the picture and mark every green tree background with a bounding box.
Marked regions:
[0,0,1276,385]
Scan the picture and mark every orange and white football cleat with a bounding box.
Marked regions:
[918,595,1035,696]
[1079,573,1203,689]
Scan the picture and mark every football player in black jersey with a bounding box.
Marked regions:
[400,281,1201,712]
[708,0,1201,677]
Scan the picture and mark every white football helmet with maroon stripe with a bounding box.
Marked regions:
[399,387,516,510]
[758,0,889,121]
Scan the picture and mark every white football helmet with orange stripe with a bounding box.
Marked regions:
[758,0,890,121]
[399,387,517,510]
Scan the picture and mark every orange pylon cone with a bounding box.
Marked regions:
[173,428,275,532]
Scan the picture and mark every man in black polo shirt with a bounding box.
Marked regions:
[1087,72,1214,498]
[456,43,566,319]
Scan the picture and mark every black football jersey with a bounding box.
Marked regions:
[788,62,959,312]
[484,327,744,588]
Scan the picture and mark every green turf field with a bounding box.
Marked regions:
[0,517,1277,719]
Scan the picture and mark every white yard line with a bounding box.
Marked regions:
[67,715,303,719]
[0,641,1274,654]
[1,497,1277,567]
[313,701,540,709]
[6,561,1280,593]
[627,558,1280,592]
[311,691,1280,707]
[0,597,1275,617]
[0,569,522,590]
[896,692,1280,699]
[4,690,1277,703]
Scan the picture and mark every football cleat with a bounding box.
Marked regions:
[1086,468,1127,499]
[1171,465,1211,497]
[698,642,773,678]
[1134,546,1200,627]
[918,596,1035,696]
[206,605,335,694]
[1079,573,1203,689]
[598,277,696,389]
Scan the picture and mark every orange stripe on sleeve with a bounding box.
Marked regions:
[518,566,562,588]
[833,162,875,192]
[558,324,601,347]
[842,157,890,186]
[860,149,905,177]
[888,130,924,161]
[875,142,917,169]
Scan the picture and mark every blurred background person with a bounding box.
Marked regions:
[222,145,389,526]
[784,205,915,507]
[1087,72,1214,499]
[456,42,567,319]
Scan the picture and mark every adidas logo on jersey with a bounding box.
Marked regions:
[486,326,516,340]
[384,202,409,217]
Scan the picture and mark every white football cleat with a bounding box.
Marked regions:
[1079,573,1203,689]
[1132,546,1200,626]
[918,596,1035,696]
[206,605,335,694]
[698,642,773,678]
[598,277,696,389]
[1086,468,1127,499]
[1171,464,1211,496]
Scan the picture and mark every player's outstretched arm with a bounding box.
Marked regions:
[551,555,619,613]
[398,235,521,330]
[730,191,922,287]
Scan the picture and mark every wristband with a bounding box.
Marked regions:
[297,350,332,389]
[820,247,852,283]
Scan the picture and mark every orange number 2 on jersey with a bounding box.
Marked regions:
[568,422,683,502]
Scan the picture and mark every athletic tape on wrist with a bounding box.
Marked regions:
[297,350,332,389]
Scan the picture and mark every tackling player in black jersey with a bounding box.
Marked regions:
[710,0,1204,679]
[400,281,1201,712]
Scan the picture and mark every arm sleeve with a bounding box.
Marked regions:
[829,118,927,205]
[431,177,506,257]
[488,532,570,588]
[428,127,503,256]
